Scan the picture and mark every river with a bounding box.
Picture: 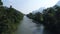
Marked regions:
[15,16,52,34]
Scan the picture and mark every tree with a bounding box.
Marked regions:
[27,5,60,34]
[0,0,3,5]
[0,0,24,34]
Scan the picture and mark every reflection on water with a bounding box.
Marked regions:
[33,24,44,34]
[16,16,52,34]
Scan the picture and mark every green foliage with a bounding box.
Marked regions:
[0,2,23,34]
[0,6,23,34]
[27,5,60,34]
[27,12,44,24]
[0,0,3,5]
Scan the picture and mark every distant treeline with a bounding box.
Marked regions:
[27,5,60,34]
[0,0,24,34]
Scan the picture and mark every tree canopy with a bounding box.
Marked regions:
[0,0,24,34]
[27,5,60,34]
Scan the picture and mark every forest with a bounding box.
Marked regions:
[27,5,60,34]
[1,0,60,34]
[0,0,24,34]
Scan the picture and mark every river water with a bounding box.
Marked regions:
[15,16,52,34]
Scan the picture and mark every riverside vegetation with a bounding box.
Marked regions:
[27,5,60,34]
[0,0,24,34]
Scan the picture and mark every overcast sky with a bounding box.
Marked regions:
[2,0,59,14]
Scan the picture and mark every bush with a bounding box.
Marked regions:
[27,5,60,34]
[0,6,23,34]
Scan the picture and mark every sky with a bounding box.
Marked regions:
[2,0,59,14]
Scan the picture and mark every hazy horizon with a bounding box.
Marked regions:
[2,0,59,14]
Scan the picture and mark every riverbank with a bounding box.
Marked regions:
[15,16,52,34]
[26,5,60,34]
